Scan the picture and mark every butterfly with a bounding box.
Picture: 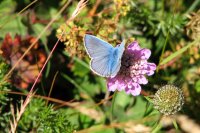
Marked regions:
[84,34,125,77]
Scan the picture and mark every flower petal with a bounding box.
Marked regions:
[124,82,133,94]
[140,49,151,59]
[107,78,118,91]
[137,75,148,84]
[146,63,157,76]
[125,83,141,96]
[117,79,126,91]
[127,41,140,51]
[148,63,157,70]
[131,83,141,96]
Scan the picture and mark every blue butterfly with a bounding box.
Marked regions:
[84,34,125,77]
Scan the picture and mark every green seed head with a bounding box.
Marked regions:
[153,85,184,115]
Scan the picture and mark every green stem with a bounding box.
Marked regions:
[186,0,200,13]
[44,44,51,78]
[111,91,117,121]
[172,119,179,130]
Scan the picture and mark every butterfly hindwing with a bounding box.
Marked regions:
[90,55,111,77]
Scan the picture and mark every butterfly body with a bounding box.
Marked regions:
[84,34,125,77]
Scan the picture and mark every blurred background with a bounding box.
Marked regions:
[0,0,200,132]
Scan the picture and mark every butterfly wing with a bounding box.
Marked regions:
[84,34,125,77]
[90,56,112,77]
[109,41,125,77]
[84,34,113,58]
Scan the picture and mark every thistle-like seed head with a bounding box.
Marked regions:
[153,85,184,115]
[186,10,200,40]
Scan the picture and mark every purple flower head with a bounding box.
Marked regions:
[107,41,156,96]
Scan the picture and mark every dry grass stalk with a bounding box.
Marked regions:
[69,0,88,21]
[9,0,88,132]
[10,94,34,133]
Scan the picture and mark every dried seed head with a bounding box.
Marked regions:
[153,85,184,115]
[186,10,200,41]
[56,22,86,58]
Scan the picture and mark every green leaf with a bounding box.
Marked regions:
[81,79,101,97]
[195,80,200,93]
[0,16,27,38]
[113,96,149,121]
[144,96,153,103]
[78,113,94,129]
[72,61,90,77]
[0,0,16,14]
[151,123,162,133]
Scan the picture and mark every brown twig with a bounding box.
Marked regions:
[88,0,102,16]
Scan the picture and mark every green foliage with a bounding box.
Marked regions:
[19,98,75,133]
[37,106,75,133]
[72,61,90,77]
[0,0,200,132]
[0,58,10,105]
[124,1,186,41]
[0,58,12,132]
[0,0,27,38]
[195,80,200,93]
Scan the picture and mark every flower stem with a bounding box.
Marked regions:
[111,91,117,121]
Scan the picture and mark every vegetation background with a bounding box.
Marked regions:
[0,0,200,132]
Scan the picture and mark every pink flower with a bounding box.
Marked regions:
[107,41,156,96]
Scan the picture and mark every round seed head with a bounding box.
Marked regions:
[153,85,184,115]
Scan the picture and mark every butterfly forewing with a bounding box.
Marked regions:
[84,35,113,58]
